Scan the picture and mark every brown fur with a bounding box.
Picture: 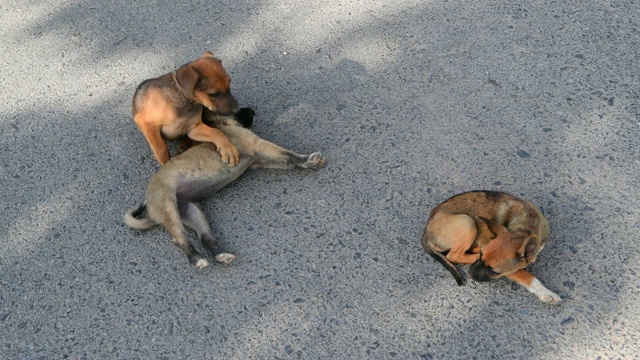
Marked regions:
[132,51,240,165]
[124,113,325,268]
[422,191,561,304]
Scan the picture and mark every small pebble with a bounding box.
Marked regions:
[516,149,531,158]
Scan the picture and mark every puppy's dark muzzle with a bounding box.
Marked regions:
[215,94,239,115]
[468,259,495,282]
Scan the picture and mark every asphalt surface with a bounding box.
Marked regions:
[1,0,639,358]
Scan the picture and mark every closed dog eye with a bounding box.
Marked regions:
[209,92,222,98]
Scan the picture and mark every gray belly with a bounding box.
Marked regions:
[175,157,254,204]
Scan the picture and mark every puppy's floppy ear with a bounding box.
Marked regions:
[517,237,539,263]
[175,65,200,100]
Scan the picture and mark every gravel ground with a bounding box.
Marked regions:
[1,0,638,358]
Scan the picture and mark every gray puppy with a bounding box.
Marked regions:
[124,113,325,268]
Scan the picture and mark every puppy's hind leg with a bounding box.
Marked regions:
[179,202,236,265]
[252,138,325,170]
[153,203,209,269]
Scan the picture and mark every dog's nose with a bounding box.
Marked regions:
[468,259,493,282]
[226,94,239,113]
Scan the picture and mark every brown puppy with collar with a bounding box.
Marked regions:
[124,113,325,268]
[422,191,561,304]
[132,51,240,166]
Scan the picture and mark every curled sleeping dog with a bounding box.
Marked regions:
[422,191,561,304]
[124,111,325,268]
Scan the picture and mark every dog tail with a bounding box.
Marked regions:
[425,247,464,286]
[123,202,156,230]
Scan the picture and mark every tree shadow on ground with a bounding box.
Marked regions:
[1,0,638,358]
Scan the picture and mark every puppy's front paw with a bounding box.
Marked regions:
[537,289,562,305]
[529,278,562,305]
[302,152,325,169]
[215,253,236,265]
[218,144,240,167]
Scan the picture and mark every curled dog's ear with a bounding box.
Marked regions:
[518,237,539,263]
[175,65,200,101]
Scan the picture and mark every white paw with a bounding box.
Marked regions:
[537,289,562,305]
[195,258,210,269]
[303,152,325,169]
[529,278,562,305]
[215,253,236,264]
